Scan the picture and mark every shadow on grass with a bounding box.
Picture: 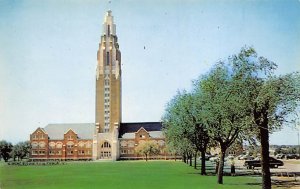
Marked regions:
[272,178,300,188]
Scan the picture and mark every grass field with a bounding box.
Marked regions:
[0,160,261,189]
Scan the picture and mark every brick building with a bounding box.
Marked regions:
[29,11,167,161]
[30,124,94,160]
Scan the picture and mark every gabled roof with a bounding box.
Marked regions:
[44,123,94,140]
[32,127,47,134]
[119,122,162,138]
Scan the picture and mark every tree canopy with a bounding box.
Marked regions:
[162,46,300,188]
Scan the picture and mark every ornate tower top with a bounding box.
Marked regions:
[103,10,116,36]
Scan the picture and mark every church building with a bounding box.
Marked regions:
[29,11,167,161]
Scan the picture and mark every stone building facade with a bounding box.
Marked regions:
[29,11,167,161]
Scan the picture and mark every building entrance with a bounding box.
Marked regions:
[100,141,111,159]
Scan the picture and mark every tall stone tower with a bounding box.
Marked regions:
[93,10,121,160]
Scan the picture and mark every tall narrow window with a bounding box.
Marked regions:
[106,52,110,65]
[107,25,110,35]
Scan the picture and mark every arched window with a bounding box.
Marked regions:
[107,25,110,36]
[120,141,127,147]
[31,142,38,149]
[67,141,74,149]
[49,142,56,149]
[78,141,85,148]
[86,141,92,148]
[39,142,46,148]
[56,142,63,148]
[106,52,110,65]
[101,141,111,148]
[128,141,135,148]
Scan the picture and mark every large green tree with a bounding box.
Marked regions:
[196,59,252,184]
[202,46,300,188]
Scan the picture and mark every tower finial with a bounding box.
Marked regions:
[107,10,112,16]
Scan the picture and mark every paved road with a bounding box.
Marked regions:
[233,159,300,173]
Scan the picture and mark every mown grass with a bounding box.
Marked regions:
[0,160,261,189]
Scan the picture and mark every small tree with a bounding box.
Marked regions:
[135,140,160,161]
[0,140,13,162]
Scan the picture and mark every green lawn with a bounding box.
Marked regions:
[0,160,261,189]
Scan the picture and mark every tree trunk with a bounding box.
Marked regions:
[217,148,226,184]
[260,124,271,189]
[145,154,148,161]
[194,153,197,169]
[201,150,206,175]
[189,155,192,166]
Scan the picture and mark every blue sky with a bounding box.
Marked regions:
[0,0,299,145]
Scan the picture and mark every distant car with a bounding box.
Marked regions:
[239,155,254,160]
[275,154,285,159]
[198,154,211,161]
[209,156,219,162]
[286,154,300,159]
[244,157,284,169]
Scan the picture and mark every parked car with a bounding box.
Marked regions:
[286,154,300,159]
[244,157,284,169]
[198,154,211,161]
[239,155,254,160]
[209,156,219,162]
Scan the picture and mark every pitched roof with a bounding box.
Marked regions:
[43,123,94,140]
[119,122,162,138]
[121,131,164,139]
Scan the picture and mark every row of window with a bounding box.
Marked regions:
[32,150,92,155]
[120,150,165,155]
[32,135,46,140]
[120,141,135,148]
[120,140,165,147]
[121,149,134,155]
[32,150,46,155]
[67,135,76,140]
[32,142,47,148]
[32,134,77,140]
[32,141,92,149]
[100,151,111,158]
